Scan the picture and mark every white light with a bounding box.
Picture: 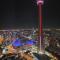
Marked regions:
[37,1,44,5]
[39,51,44,54]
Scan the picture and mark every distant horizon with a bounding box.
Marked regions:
[0,28,60,30]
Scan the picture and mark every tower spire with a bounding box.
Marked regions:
[36,0,44,54]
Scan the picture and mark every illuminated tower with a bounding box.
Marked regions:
[36,0,44,54]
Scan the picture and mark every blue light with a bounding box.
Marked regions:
[26,40,35,45]
[12,38,22,47]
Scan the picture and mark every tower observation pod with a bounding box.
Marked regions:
[36,0,44,54]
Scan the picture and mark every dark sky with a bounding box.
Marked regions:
[43,0,60,28]
[0,0,60,29]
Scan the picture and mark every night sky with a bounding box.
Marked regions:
[0,0,60,29]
